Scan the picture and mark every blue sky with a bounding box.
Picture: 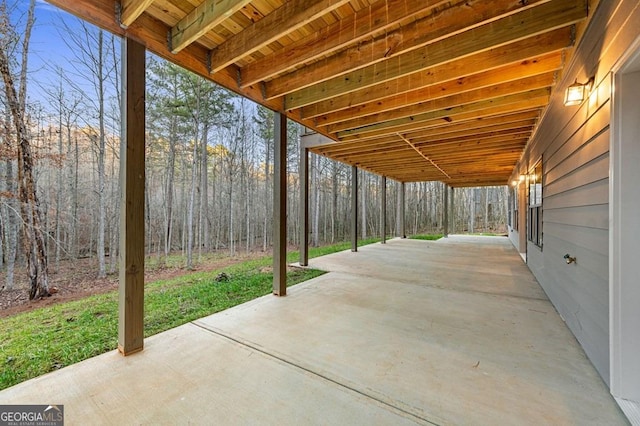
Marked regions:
[26,1,79,102]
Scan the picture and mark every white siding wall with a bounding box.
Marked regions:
[509,0,640,384]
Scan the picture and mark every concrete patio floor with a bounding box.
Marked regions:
[0,236,628,425]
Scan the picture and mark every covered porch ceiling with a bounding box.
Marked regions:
[50,0,592,186]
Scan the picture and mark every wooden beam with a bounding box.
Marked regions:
[299,146,309,266]
[326,73,555,134]
[276,0,585,106]
[312,111,540,155]
[337,88,550,140]
[273,112,287,296]
[443,184,449,237]
[209,0,351,73]
[339,105,544,143]
[268,0,552,99]
[415,128,533,148]
[450,188,455,231]
[118,37,146,356]
[351,165,358,252]
[120,0,154,28]
[406,116,538,142]
[300,34,568,119]
[398,182,406,238]
[239,0,446,87]
[170,0,252,54]
[381,176,386,244]
[313,58,561,126]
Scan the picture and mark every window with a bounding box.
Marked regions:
[527,160,543,248]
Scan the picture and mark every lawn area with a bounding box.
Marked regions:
[408,234,443,241]
[0,239,378,391]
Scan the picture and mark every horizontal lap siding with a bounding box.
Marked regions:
[514,0,640,385]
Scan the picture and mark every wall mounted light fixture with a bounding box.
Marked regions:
[564,77,594,106]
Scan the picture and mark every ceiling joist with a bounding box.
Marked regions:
[209,0,351,73]
[170,0,253,54]
[299,31,570,119]
[279,0,586,108]
[239,0,448,87]
[119,0,154,28]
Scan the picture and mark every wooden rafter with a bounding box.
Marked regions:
[268,0,550,100]
[170,0,253,54]
[325,73,555,134]
[209,0,351,73]
[313,55,562,126]
[239,0,448,87]
[299,31,570,119]
[336,88,551,140]
[276,0,585,107]
[120,0,154,28]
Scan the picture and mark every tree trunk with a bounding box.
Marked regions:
[186,127,199,270]
[164,116,177,263]
[96,30,107,278]
[200,123,209,252]
[0,7,49,298]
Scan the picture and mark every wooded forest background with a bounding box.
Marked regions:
[0,3,508,292]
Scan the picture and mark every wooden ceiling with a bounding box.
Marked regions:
[49,0,592,186]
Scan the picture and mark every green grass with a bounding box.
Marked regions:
[408,234,443,241]
[0,240,378,391]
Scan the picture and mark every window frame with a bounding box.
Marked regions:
[527,159,543,248]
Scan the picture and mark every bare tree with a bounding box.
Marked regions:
[60,19,118,278]
[0,0,50,299]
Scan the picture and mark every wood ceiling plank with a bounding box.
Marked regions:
[268,0,552,99]
[317,110,540,151]
[170,0,254,54]
[415,128,533,148]
[120,0,155,27]
[403,112,539,140]
[338,102,546,142]
[419,136,530,155]
[300,33,568,119]
[239,0,448,87]
[314,57,561,126]
[276,0,586,107]
[335,87,550,139]
[316,122,535,158]
[209,0,351,73]
[326,72,555,133]
[321,141,407,156]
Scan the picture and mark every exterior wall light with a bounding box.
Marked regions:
[564,77,594,106]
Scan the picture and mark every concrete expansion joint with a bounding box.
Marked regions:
[190,321,440,426]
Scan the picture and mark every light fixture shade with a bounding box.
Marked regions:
[564,80,586,106]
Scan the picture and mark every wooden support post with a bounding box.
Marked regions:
[381,176,386,244]
[299,145,309,266]
[397,182,406,238]
[273,112,287,296]
[443,183,449,238]
[351,165,358,252]
[450,187,455,235]
[118,38,145,356]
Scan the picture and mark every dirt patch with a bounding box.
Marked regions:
[0,251,267,319]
